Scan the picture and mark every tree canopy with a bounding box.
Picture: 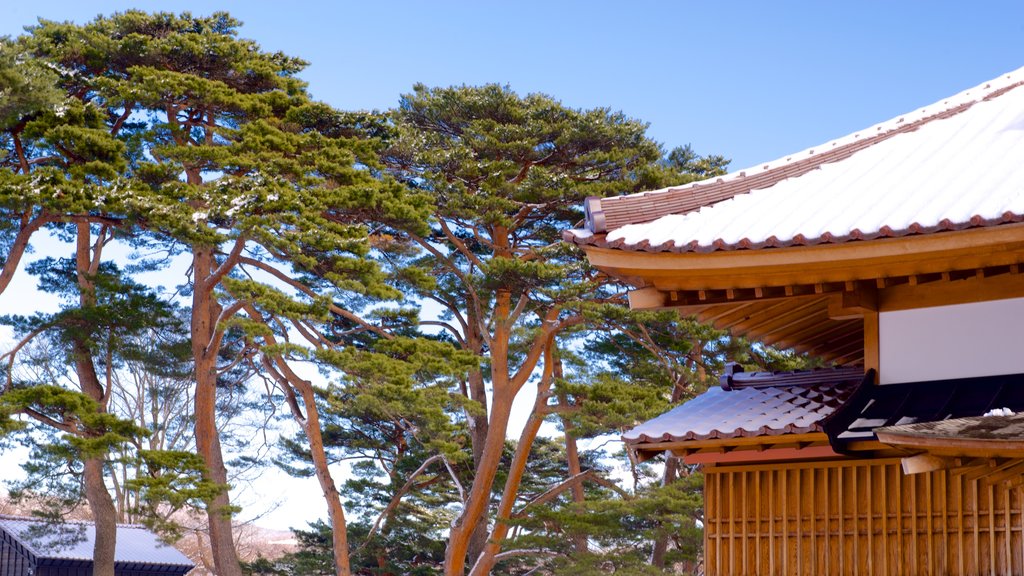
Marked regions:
[0,10,826,576]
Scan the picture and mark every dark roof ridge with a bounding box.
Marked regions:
[581,73,1024,236]
[821,371,1024,454]
[721,364,865,390]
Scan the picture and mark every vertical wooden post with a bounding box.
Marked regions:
[839,467,846,575]
[973,479,980,575]
[741,471,748,575]
[1004,485,1013,576]
[782,470,789,575]
[956,473,965,576]
[769,469,776,575]
[990,484,997,576]
[867,466,875,576]
[864,311,880,380]
[755,470,762,573]
[896,465,905,576]
[796,469,803,576]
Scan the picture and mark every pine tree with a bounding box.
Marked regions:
[0,261,184,576]
[381,83,680,574]
[23,12,430,574]
[1,27,155,573]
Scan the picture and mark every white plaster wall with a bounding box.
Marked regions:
[879,297,1024,384]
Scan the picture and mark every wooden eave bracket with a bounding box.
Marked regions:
[828,283,878,320]
[627,286,667,309]
[901,453,959,475]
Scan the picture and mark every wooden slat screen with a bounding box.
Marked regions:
[704,458,1024,576]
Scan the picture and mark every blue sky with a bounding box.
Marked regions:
[4,1,1024,171]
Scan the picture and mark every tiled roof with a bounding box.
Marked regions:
[622,368,862,445]
[566,66,1024,253]
[0,515,193,569]
[822,372,1024,452]
[877,412,1024,443]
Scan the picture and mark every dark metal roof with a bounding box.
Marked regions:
[0,515,193,573]
[622,367,864,445]
[822,372,1024,452]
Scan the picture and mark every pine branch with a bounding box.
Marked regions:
[355,454,446,554]
[510,469,596,519]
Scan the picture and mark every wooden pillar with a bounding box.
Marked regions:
[863,310,879,382]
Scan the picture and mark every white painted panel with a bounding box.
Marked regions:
[879,297,1024,384]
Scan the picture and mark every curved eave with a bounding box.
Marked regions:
[624,423,825,445]
[580,223,1024,291]
[876,430,1024,459]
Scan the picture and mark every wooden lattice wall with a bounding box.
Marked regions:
[704,458,1024,576]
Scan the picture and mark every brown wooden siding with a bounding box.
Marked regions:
[705,458,1024,576]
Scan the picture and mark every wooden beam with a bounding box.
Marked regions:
[983,460,1024,485]
[584,223,1024,292]
[842,440,889,452]
[655,284,843,308]
[957,459,1004,482]
[729,298,827,337]
[831,349,865,366]
[683,444,841,465]
[769,315,854,350]
[792,322,862,355]
[801,329,864,357]
[632,432,828,454]
[876,430,1024,458]
[901,454,957,475]
[879,269,1024,311]
[820,336,866,363]
[702,300,786,331]
[698,301,759,325]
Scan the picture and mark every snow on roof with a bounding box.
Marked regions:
[567,66,1024,252]
[0,515,193,568]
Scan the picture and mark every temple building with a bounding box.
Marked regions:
[566,66,1024,575]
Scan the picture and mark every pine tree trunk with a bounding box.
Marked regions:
[73,223,118,576]
[77,343,119,576]
[83,458,118,576]
[468,407,544,576]
[445,385,513,575]
[469,340,555,576]
[651,372,691,568]
[649,457,680,567]
[561,422,588,554]
[250,314,355,576]
[555,350,588,555]
[465,367,491,565]
[192,248,243,576]
[296,381,352,576]
[445,287,522,575]
[446,289,567,575]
